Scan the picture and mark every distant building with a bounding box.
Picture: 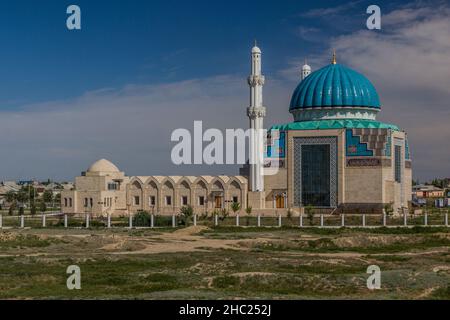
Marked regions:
[0,181,21,206]
[413,184,445,198]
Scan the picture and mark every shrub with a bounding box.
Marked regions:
[231,202,241,214]
[180,205,194,226]
[133,211,151,227]
[39,201,47,213]
[8,202,16,216]
[219,208,229,222]
[384,202,394,216]
[305,205,314,225]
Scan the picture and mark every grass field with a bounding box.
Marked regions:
[0,226,449,300]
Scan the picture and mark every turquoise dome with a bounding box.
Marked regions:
[290,63,381,111]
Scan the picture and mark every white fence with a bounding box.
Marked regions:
[0,212,448,230]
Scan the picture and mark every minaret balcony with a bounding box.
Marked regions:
[247,75,265,86]
[247,107,267,118]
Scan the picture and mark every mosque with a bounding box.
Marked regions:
[61,44,412,217]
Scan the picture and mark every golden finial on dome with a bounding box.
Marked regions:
[332,49,337,64]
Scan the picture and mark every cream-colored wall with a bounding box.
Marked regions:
[345,167,383,203]
[263,168,287,208]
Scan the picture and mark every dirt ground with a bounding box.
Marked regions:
[0,226,449,299]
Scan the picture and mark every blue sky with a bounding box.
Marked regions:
[0,0,449,181]
[0,0,395,108]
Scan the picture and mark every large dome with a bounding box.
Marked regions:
[290,63,380,111]
[87,159,120,173]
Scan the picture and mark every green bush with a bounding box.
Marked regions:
[179,205,194,226]
[133,211,151,227]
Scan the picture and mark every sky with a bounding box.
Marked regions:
[0,0,448,182]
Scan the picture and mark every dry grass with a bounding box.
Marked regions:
[0,226,449,299]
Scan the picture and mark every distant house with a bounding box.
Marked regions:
[0,181,21,206]
[413,184,445,198]
[61,182,74,191]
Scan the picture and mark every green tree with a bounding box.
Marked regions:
[133,211,151,227]
[384,202,394,216]
[231,202,241,215]
[245,206,252,226]
[8,202,16,216]
[54,193,61,207]
[16,190,29,205]
[219,208,229,222]
[305,205,315,226]
[180,205,194,226]
[30,204,37,216]
[39,201,47,213]
[5,191,16,203]
[43,190,53,203]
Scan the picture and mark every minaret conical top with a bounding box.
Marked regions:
[332,49,337,64]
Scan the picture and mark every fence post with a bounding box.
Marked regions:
[362,214,366,227]
[172,214,176,228]
[64,214,68,228]
[446,213,449,227]
[424,213,428,226]
[129,215,133,229]
[42,214,46,228]
[20,215,25,228]
[278,214,282,228]
[194,214,197,226]
[151,214,154,228]
[320,214,324,228]
[383,213,387,227]
[341,214,345,228]
[404,213,408,227]
[107,214,111,228]
[257,214,261,227]
[214,214,218,227]
[300,214,303,227]
[236,214,240,227]
[85,214,90,229]
[0,214,2,228]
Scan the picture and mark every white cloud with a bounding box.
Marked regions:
[299,0,364,18]
[331,2,450,181]
[0,75,292,180]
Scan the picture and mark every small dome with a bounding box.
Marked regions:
[252,46,261,54]
[290,63,380,110]
[302,64,311,71]
[87,159,120,173]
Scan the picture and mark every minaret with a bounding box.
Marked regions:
[247,41,266,193]
[302,59,311,80]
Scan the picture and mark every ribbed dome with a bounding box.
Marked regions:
[87,159,120,173]
[290,63,380,111]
